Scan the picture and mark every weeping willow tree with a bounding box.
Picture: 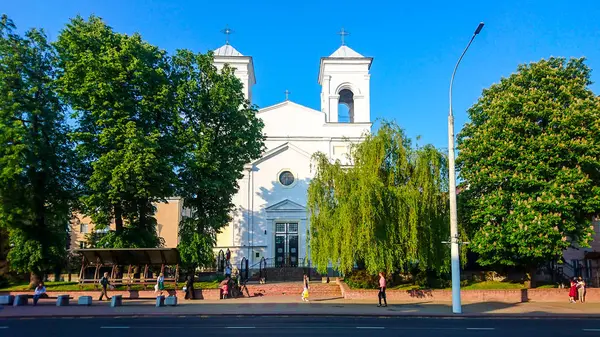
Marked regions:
[307,122,452,275]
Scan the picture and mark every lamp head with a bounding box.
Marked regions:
[474,22,484,35]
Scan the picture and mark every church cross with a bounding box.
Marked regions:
[284,89,291,101]
[338,27,349,46]
[221,25,234,45]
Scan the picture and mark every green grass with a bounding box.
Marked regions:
[0,280,220,292]
[457,281,526,290]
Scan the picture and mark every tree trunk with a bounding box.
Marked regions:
[114,204,124,233]
[525,266,537,288]
[29,272,42,288]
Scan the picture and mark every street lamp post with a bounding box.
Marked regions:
[448,22,484,315]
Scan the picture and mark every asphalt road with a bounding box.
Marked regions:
[1,316,600,336]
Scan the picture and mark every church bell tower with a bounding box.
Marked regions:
[212,26,256,102]
[318,28,372,123]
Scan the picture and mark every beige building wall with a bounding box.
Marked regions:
[155,198,182,248]
[70,198,183,249]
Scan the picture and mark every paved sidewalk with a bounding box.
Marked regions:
[2,295,600,318]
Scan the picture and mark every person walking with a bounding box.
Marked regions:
[302,274,310,302]
[377,272,387,307]
[99,272,111,301]
[156,272,165,296]
[577,277,586,303]
[184,275,195,300]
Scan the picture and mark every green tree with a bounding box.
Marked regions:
[0,15,74,281]
[307,122,450,275]
[457,58,600,278]
[55,15,176,248]
[171,50,265,268]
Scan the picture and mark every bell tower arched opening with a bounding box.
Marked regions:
[337,89,354,123]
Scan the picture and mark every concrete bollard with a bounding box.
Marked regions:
[165,295,177,306]
[78,296,93,306]
[13,294,28,306]
[110,295,122,307]
[0,295,14,305]
[156,295,165,307]
[56,294,70,306]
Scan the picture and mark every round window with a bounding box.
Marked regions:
[278,171,295,186]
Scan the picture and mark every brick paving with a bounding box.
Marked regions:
[2,295,600,318]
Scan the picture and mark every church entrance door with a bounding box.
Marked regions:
[274,222,299,267]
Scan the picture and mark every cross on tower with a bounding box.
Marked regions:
[284,89,291,101]
[338,27,349,46]
[221,25,234,45]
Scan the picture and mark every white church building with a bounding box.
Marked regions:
[212,39,373,267]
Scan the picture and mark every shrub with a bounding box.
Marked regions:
[345,270,379,289]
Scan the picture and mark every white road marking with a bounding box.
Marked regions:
[0,327,8,329]
[467,328,495,330]
[583,329,600,332]
[227,326,256,329]
[357,326,385,329]
[100,326,130,329]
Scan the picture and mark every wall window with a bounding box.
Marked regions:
[79,223,89,234]
[79,241,87,249]
[278,171,295,186]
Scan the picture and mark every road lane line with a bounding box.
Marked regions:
[100,326,130,329]
[0,326,8,329]
[227,326,255,329]
[357,327,385,329]
[583,329,600,332]
[467,328,495,330]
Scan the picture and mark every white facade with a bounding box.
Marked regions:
[212,43,373,267]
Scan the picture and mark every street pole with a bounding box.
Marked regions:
[448,22,484,314]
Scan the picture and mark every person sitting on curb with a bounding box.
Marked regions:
[33,282,47,306]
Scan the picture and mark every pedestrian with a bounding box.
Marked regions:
[184,275,195,300]
[577,277,586,303]
[155,272,165,296]
[302,274,310,302]
[377,272,387,307]
[99,272,111,301]
[568,278,577,303]
[219,277,230,299]
[32,281,47,306]
[225,263,232,279]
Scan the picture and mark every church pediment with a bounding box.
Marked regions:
[250,142,311,166]
[265,199,306,212]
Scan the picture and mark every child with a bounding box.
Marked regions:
[302,274,310,302]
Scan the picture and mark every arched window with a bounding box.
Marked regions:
[338,89,354,123]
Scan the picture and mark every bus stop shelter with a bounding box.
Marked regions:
[75,248,181,289]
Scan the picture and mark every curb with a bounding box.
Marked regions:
[1,311,600,320]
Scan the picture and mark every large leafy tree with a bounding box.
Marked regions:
[55,16,176,247]
[457,58,600,274]
[171,50,265,268]
[307,122,450,275]
[0,15,74,280]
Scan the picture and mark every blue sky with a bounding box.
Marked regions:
[4,0,600,148]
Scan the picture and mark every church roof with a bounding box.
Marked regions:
[213,44,243,57]
[328,45,364,58]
